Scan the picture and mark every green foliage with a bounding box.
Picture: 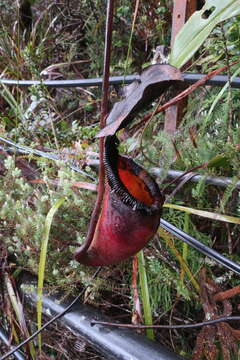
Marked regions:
[219,176,239,212]
[147,257,175,313]
[191,176,206,203]
[0,155,96,289]
[163,208,211,271]
[170,0,240,68]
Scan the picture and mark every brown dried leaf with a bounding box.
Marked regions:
[97,64,183,137]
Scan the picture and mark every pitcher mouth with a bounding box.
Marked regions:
[104,135,164,214]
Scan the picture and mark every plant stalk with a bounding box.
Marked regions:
[74,0,114,260]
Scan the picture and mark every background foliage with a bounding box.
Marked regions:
[0,0,240,359]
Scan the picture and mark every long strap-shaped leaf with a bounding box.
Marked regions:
[170,0,240,68]
[37,197,65,351]
[164,203,240,224]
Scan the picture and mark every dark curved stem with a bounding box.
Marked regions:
[74,0,114,261]
[91,315,240,330]
[162,163,208,193]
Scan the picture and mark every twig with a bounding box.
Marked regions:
[91,315,240,329]
[214,285,240,302]
[124,0,140,76]
[193,269,238,360]
[162,162,208,193]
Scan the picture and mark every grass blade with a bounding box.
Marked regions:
[137,250,154,340]
[37,197,65,351]
[159,229,200,293]
[180,213,190,285]
[164,203,240,224]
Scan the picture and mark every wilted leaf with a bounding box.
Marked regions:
[97,64,183,137]
[5,274,36,357]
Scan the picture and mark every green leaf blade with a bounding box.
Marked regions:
[170,0,240,68]
[137,250,154,341]
[164,203,240,224]
[37,197,65,351]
